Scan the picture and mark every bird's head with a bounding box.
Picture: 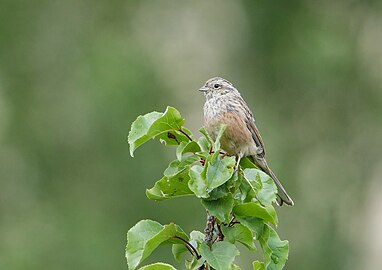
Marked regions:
[199,77,239,99]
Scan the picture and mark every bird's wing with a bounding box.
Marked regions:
[239,99,265,157]
[238,98,294,206]
[246,119,265,157]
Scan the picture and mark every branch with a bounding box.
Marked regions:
[216,223,224,241]
[172,235,201,259]
[178,128,193,141]
[204,213,215,247]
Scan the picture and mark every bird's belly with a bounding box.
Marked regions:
[205,111,256,156]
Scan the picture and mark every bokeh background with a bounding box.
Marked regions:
[1,0,382,269]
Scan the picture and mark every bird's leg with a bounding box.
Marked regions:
[234,155,242,172]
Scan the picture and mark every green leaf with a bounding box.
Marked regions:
[128,111,162,157]
[239,156,258,169]
[207,167,240,201]
[172,230,204,263]
[243,168,261,192]
[233,202,278,226]
[207,184,230,200]
[206,156,236,189]
[146,171,193,201]
[199,241,240,270]
[138,262,177,270]
[180,127,193,136]
[226,172,241,193]
[126,220,188,270]
[201,193,234,223]
[147,107,184,136]
[233,173,253,203]
[164,156,199,178]
[176,141,201,161]
[185,256,205,270]
[175,126,193,145]
[179,155,200,166]
[164,160,182,177]
[212,124,227,152]
[185,231,205,270]
[128,106,188,157]
[253,261,265,270]
[221,224,256,251]
[259,224,289,270]
[171,243,189,262]
[243,168,277,206]
[197,136,211,155]
[189,230,205,245]
[188,165,209,198]
[157,130,191,146]
[199,127,213,146]
[234,216,264,239]
[230,264,241,270]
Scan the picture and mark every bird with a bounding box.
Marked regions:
[199,77,294,206]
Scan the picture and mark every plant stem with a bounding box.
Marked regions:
[216,223,224,242]
[228,217,240,227]
[204,213,215,247]
[172,235,201,259]
[178,129,193,141]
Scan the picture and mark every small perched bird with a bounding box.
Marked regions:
[199,77,294,206]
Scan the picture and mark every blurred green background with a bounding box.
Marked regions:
[1,0,382,269]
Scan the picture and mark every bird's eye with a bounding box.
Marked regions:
[213,83,221,89]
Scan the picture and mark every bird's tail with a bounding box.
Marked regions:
[250,156,294,206]
[267,167,294,206]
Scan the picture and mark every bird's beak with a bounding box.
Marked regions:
[199,85,208,92]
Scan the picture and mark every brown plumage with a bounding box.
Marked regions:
[199,77,294,206]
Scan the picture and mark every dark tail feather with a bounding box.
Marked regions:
[250,156,294,206]
[267,167,294,206]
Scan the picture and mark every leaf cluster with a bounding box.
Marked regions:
[126,107,289,270]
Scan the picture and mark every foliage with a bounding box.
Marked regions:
[127,106,289,270]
